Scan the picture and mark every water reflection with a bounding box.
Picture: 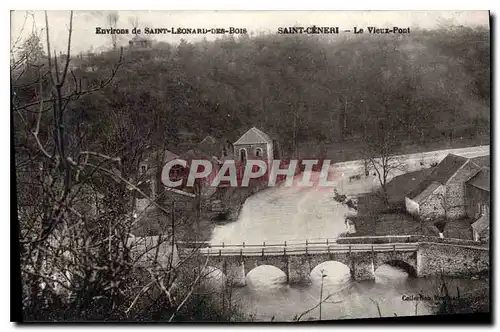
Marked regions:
[375,263,409,285]
[246,265,287,291]
[229,264,441,321]
[206,171,486,321]
[310,261,352,297]
[201,266,225,290]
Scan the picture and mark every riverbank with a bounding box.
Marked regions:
[348,190,475,240]
[176,182,270,242]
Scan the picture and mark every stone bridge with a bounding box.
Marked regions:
[178,241,419,286]
[178,238,489,286]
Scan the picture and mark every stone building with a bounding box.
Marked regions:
[128,35,152,49]
[466,166,490,219]
[405,154,486,221]
[466,167,490,241]
[233,127,274,166]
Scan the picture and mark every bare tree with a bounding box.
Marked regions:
[107,11,120,50]
[362,117,406,205]
[13,10,215,322]
[128,15,139,30]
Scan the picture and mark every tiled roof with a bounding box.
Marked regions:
[234,127,272,145]
[407,154,468,200]
[467,167,490,192]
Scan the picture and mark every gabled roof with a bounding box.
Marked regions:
[467,167,490,192]
[197,135,222,157]
[413,181,442,204]
[470,155,490,168]
[162,150,179,163]
[234,127,272,145]
[179,148,219,164]
[386,169,431,204]
[407,154,468,200]
[200,135,216,145]
[130,35,149,42]
[471,214,489,233]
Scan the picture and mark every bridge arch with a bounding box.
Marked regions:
[310,261,352,283]
[245,264,287,289]
[376,260,417,278]
[199,266,227,289]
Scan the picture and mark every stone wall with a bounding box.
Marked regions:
[465,184,490,219]
[420,185,445,220]
[234,143,269,163]
[405,197,419,217]
[373,251,418,276]
[417,242,489,277]
[445,183,466,219]
[445,160,482,219]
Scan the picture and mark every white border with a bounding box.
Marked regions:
[3,1,497,332]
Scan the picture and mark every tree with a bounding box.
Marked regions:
[362,107,406,205]
[20,33,45,65]
[13,10,219,322]
[107,11,120,50]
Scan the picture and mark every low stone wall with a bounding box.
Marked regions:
[417,242,489,277]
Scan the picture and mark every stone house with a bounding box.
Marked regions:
[466,166,490,241]
[129,35,152,49]
[471,214,489,242]
[405,154,486,221]
[465,166,490,219]
[233,127,274,166]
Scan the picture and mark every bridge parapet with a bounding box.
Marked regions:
[179,242,419,285]
[177,239,488,286]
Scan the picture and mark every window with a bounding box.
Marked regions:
[239,148,247,163]
[482,204,488,216]
[140,165,147,173]
[255,147,263,157]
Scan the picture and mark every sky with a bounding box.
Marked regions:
[10,10,489,54]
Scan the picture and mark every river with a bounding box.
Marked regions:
[206,168,488,321]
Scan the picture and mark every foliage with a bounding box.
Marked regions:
[12,11,237,322]
[56,26,489,159]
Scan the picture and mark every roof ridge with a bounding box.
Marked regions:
[252,127,269,142]
[234,127,271,144]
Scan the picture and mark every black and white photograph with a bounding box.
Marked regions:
[10,10,491,323]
